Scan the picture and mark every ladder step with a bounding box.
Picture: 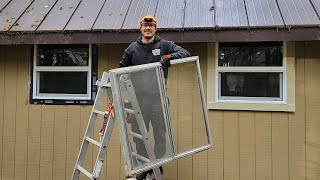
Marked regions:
[128,131,143,139]
[77,165,93,178]
[124,108,134,114]
[131,152,150,163]
[93,109,107,116]
[85,137,101,147]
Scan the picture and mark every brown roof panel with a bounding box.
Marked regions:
[122,0,157,30]
[277,0,320,26]
[64,0,106,30]
[184,0,214,28]
[93,0,130,30]
[245,0,283,27]
[37,0,81,31]
[215,0,248,27]
[0,0,11,11]
[0,0,34,31]
[155,0,185,29]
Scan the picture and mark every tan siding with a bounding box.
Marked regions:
[1,41,320,180]
[255,112,272,180]
[272,112,289,180]
[191,44,208,180]
[27,105,41,180]
[2,46,18,180]
[289,42,306,180]
[305,41,320,180]
[239,112,255,180]
[0,46,4,178]
[224,111,239,180]
[15,46,30,180]
[208,110,224,180]
[66,106,81,179]
[53,106,67,180]
[40,105,55,180]
[79,106,92,180]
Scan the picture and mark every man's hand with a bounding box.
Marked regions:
[160,55,172,67]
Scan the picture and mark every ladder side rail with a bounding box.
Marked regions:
[71,85,106,180]
[92,113,116,179]
[124,76,163,180]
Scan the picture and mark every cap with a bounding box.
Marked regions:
[140,15,157,25]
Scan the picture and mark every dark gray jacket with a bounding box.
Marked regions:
[119,36,190,68]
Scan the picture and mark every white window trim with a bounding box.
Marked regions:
[207,42,295,112]
[32,44,92,100]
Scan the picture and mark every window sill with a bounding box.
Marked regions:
[207,101,295,112]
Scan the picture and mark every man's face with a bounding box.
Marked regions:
[140,22,157,39]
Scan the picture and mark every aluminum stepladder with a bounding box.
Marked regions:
[71,72,163,180]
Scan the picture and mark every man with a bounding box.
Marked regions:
[119,15,190,180]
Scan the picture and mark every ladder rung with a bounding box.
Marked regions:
[128,131,143,139]
[85,137,101,147]
[93,109,107,116]
[131,152,150,163]
[124,108,134,114]
[77,165,93,178]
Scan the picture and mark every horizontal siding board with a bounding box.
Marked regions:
[155,0,184,29]
[10,0,57,31]
[0,0,34,31]
[93,0,130,30]
[277,0,319,25]
[245,0,283,27]
[184,0,214,28]
[65,0,105,30]
[38,0,81,31]
[216,0,248,27]
[122,0,157,30]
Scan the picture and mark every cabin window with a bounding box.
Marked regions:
[30,44,98,105]
[207,42,295,112]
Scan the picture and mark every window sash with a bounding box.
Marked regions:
[32,44,92,100]
[215,43,285,103]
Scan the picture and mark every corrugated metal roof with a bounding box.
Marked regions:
[277,0,319,25]
[245,0,283,27]
[0,0,11,11]
[0,0,319,32]
[155,0,185,29]
[93,0,130,30]
[122,0,158,30]
[37,0,80,31]
[10,0,57,31]
[184,0,214,28]
[215,0,248,27]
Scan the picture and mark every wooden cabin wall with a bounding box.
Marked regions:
[0,41,319,180]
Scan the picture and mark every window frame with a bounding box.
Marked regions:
[207,41,295,112]
[31,44,96,104]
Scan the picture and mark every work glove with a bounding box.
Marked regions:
[160,55,172,67]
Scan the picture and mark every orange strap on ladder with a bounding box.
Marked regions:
[100,102,115,137]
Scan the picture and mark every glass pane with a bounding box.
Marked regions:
[220,72,281,98]
[219,42,282,66]
[39,72,87,94]
[118,68,173,171]
[37,45,89,66]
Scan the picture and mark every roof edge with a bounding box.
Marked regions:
[0,27,319,44]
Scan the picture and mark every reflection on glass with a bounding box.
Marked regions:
[37,45,89,66]
[39,72,87,94]
[218,42,282,67]
[220,72,281,98]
